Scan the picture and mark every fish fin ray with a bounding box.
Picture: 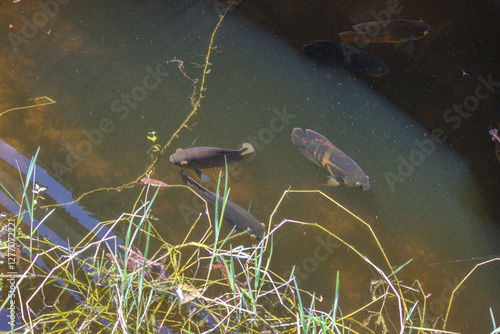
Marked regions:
[401,40,414,54]
[194,168,211,183]
[326,177,341,187]
[200,173,211,183]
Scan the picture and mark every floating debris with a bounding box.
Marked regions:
[141,177,170,187]
[172,284,202,305]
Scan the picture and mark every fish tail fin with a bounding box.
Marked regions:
[239,142,255,156]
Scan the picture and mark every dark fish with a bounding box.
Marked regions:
[339,19,432,53]
[291,128,371,191]
[170,143,255,182]
[180,171,266,240]
[302,41,390,77]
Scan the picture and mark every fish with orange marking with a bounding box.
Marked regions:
[291,128,370,191]
[339,19,432,54]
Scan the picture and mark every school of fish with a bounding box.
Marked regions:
[303,18,432,76]
[155,17,434,241]
[165,125,374,240]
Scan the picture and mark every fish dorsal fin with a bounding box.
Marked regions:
[190,138,198,148]
[305,129,334,146]
[247,199,253,213]
[352,23,363,32]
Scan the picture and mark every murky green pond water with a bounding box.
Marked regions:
[1,0,499,332]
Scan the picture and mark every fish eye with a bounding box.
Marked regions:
[180,161,188,166]
[356,182,362,188]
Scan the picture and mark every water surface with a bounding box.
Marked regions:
[0,0,498,332]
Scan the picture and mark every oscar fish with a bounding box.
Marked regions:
[170,143,255,182]
[291,128,371,191]
[180,171,266,240]
[339,19,432,53]
[303,40,390,77]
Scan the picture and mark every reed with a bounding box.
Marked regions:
[1,2,499,331]
[1,150,499,333]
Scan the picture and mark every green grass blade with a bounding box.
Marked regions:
[332,271,341,333]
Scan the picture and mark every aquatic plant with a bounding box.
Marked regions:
[0,97,56,118]
[1,2,498,334]
[1,152,499,334]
